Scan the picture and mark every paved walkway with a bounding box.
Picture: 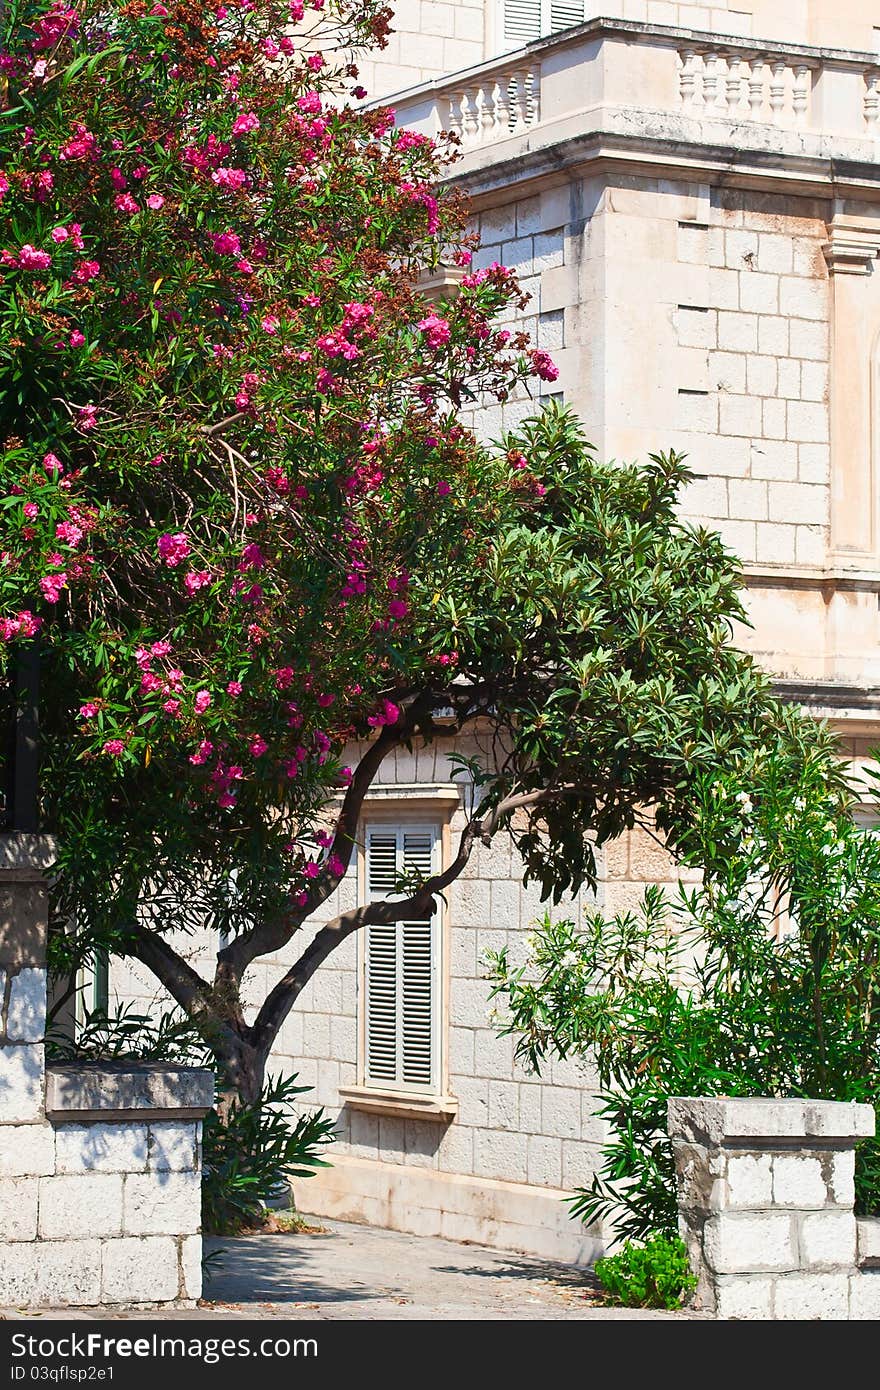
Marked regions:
[6,1219,691,1320]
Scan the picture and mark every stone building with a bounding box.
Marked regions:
[109,1,880,1262]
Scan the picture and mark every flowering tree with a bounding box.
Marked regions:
[0,0,830,1103]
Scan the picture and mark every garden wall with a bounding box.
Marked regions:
[0,835,214,1309]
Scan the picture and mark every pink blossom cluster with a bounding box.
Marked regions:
[157,532,190,567]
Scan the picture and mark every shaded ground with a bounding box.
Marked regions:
[5,1218,695,1320]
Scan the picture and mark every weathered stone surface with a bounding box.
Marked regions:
[0,1177,38,1240]
[857,1216,880,1269]
[772,1153,828,1209]
[180,1234,203,1301]
[55,1122,149,1174]
[123,1170,201,1236]
[101,1236,180,1304]
[668,1096,875,1145]
[703,1212,796,1274]
[0,885,48,971]
[39,1173,124,1238]
[726,1153,773,1209]
[46,1063,214,1121]
[0,1043,44,1121]
[799,1210,857,1269]
[850,1271,880,1318]
[148,1121,199,1172]
[714,1275,774,1320]
[773,1273,850,1320]
[0,1120,54,1176]
[5,967,47,1043]
[0,1239,101,1307]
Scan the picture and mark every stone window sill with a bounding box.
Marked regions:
[338,1085,459,1122]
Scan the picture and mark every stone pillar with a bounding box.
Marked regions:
[668,1096,876,1320]
[0,834,215,1310]
[0,835,54,1122]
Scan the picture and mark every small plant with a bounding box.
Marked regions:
[46,1003,213,1065]
[594,1235,696,1311]
[201,1073,335,1235]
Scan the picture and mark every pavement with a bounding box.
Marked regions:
[4,1218,693,1320]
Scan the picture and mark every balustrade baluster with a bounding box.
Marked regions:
[447,95,463,141]
[769,59,787,121]
[748,56,765,119]
[703,51,720,110]
[866,71,880,131]
[792,63,810,124]
[726,54,747,112]
[510,69,528,132]
[480,84,495,139]
[679,49,698,108]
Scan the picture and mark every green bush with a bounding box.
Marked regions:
[595,1235,696,1310]
[201,1074,335,1235]
[488,749,880,1241]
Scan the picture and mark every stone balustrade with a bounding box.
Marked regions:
[386,18,880,162]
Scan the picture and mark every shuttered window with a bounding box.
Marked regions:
[501,0,584,47]
[364,825,441,1095]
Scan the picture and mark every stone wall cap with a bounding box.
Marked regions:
[45,1061,214,1121]
[667,1095,876,1144]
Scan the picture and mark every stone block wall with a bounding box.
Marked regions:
[669,1095,880,1319]
[0,835,213,1310]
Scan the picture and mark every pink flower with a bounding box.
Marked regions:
[55,521,83,547]
[75,405,98,431]
[417,314,451,350]
[78,702,100,719]
[146,194,165,210]
[40,572,66,600]
[249,736,268,757]
[42,452,63,476]
[157,532,190,567]
[261,315,279,335]
[387,598,408,620]
[163,698,181,716]
[17,245,52,270]
[211,167,248,191]
[69,330,85,348]
[0,173,9,202]
[328,854,345,877]
[217,792,237,808]
[114,193,139,215]
[297,92,322,115]
[304,861,320,879]
[183,569,212,595]
[231,113,260,136]
[530,349,559,382]
[72,259,100,283]
[437,480,451,497]
[294,890,308,907]
[102,739,125,756]
[23,502,38,519]
[194,690,212,714]
[151,640,172,657]
[51,226,68,244]
[209,230,241,256]
[189,739,213,765]
[316,830,333,848]
[110,168,127,190]
[226,680,243,697]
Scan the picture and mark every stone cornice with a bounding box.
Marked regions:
[823,213,880,275]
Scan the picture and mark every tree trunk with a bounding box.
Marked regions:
[213,1029,268,1113]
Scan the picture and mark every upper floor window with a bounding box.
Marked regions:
[362,824,442,1096]
[501,0,585,48]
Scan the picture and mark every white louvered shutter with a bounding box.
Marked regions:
[502,0,583,47]
[365,826,440,1094]
[503,0,541,46]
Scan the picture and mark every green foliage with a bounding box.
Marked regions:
[594,1235,696,1310]
[488,746,880,1241]
[201,1074,335,1235]
[46,1002,213,1064]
